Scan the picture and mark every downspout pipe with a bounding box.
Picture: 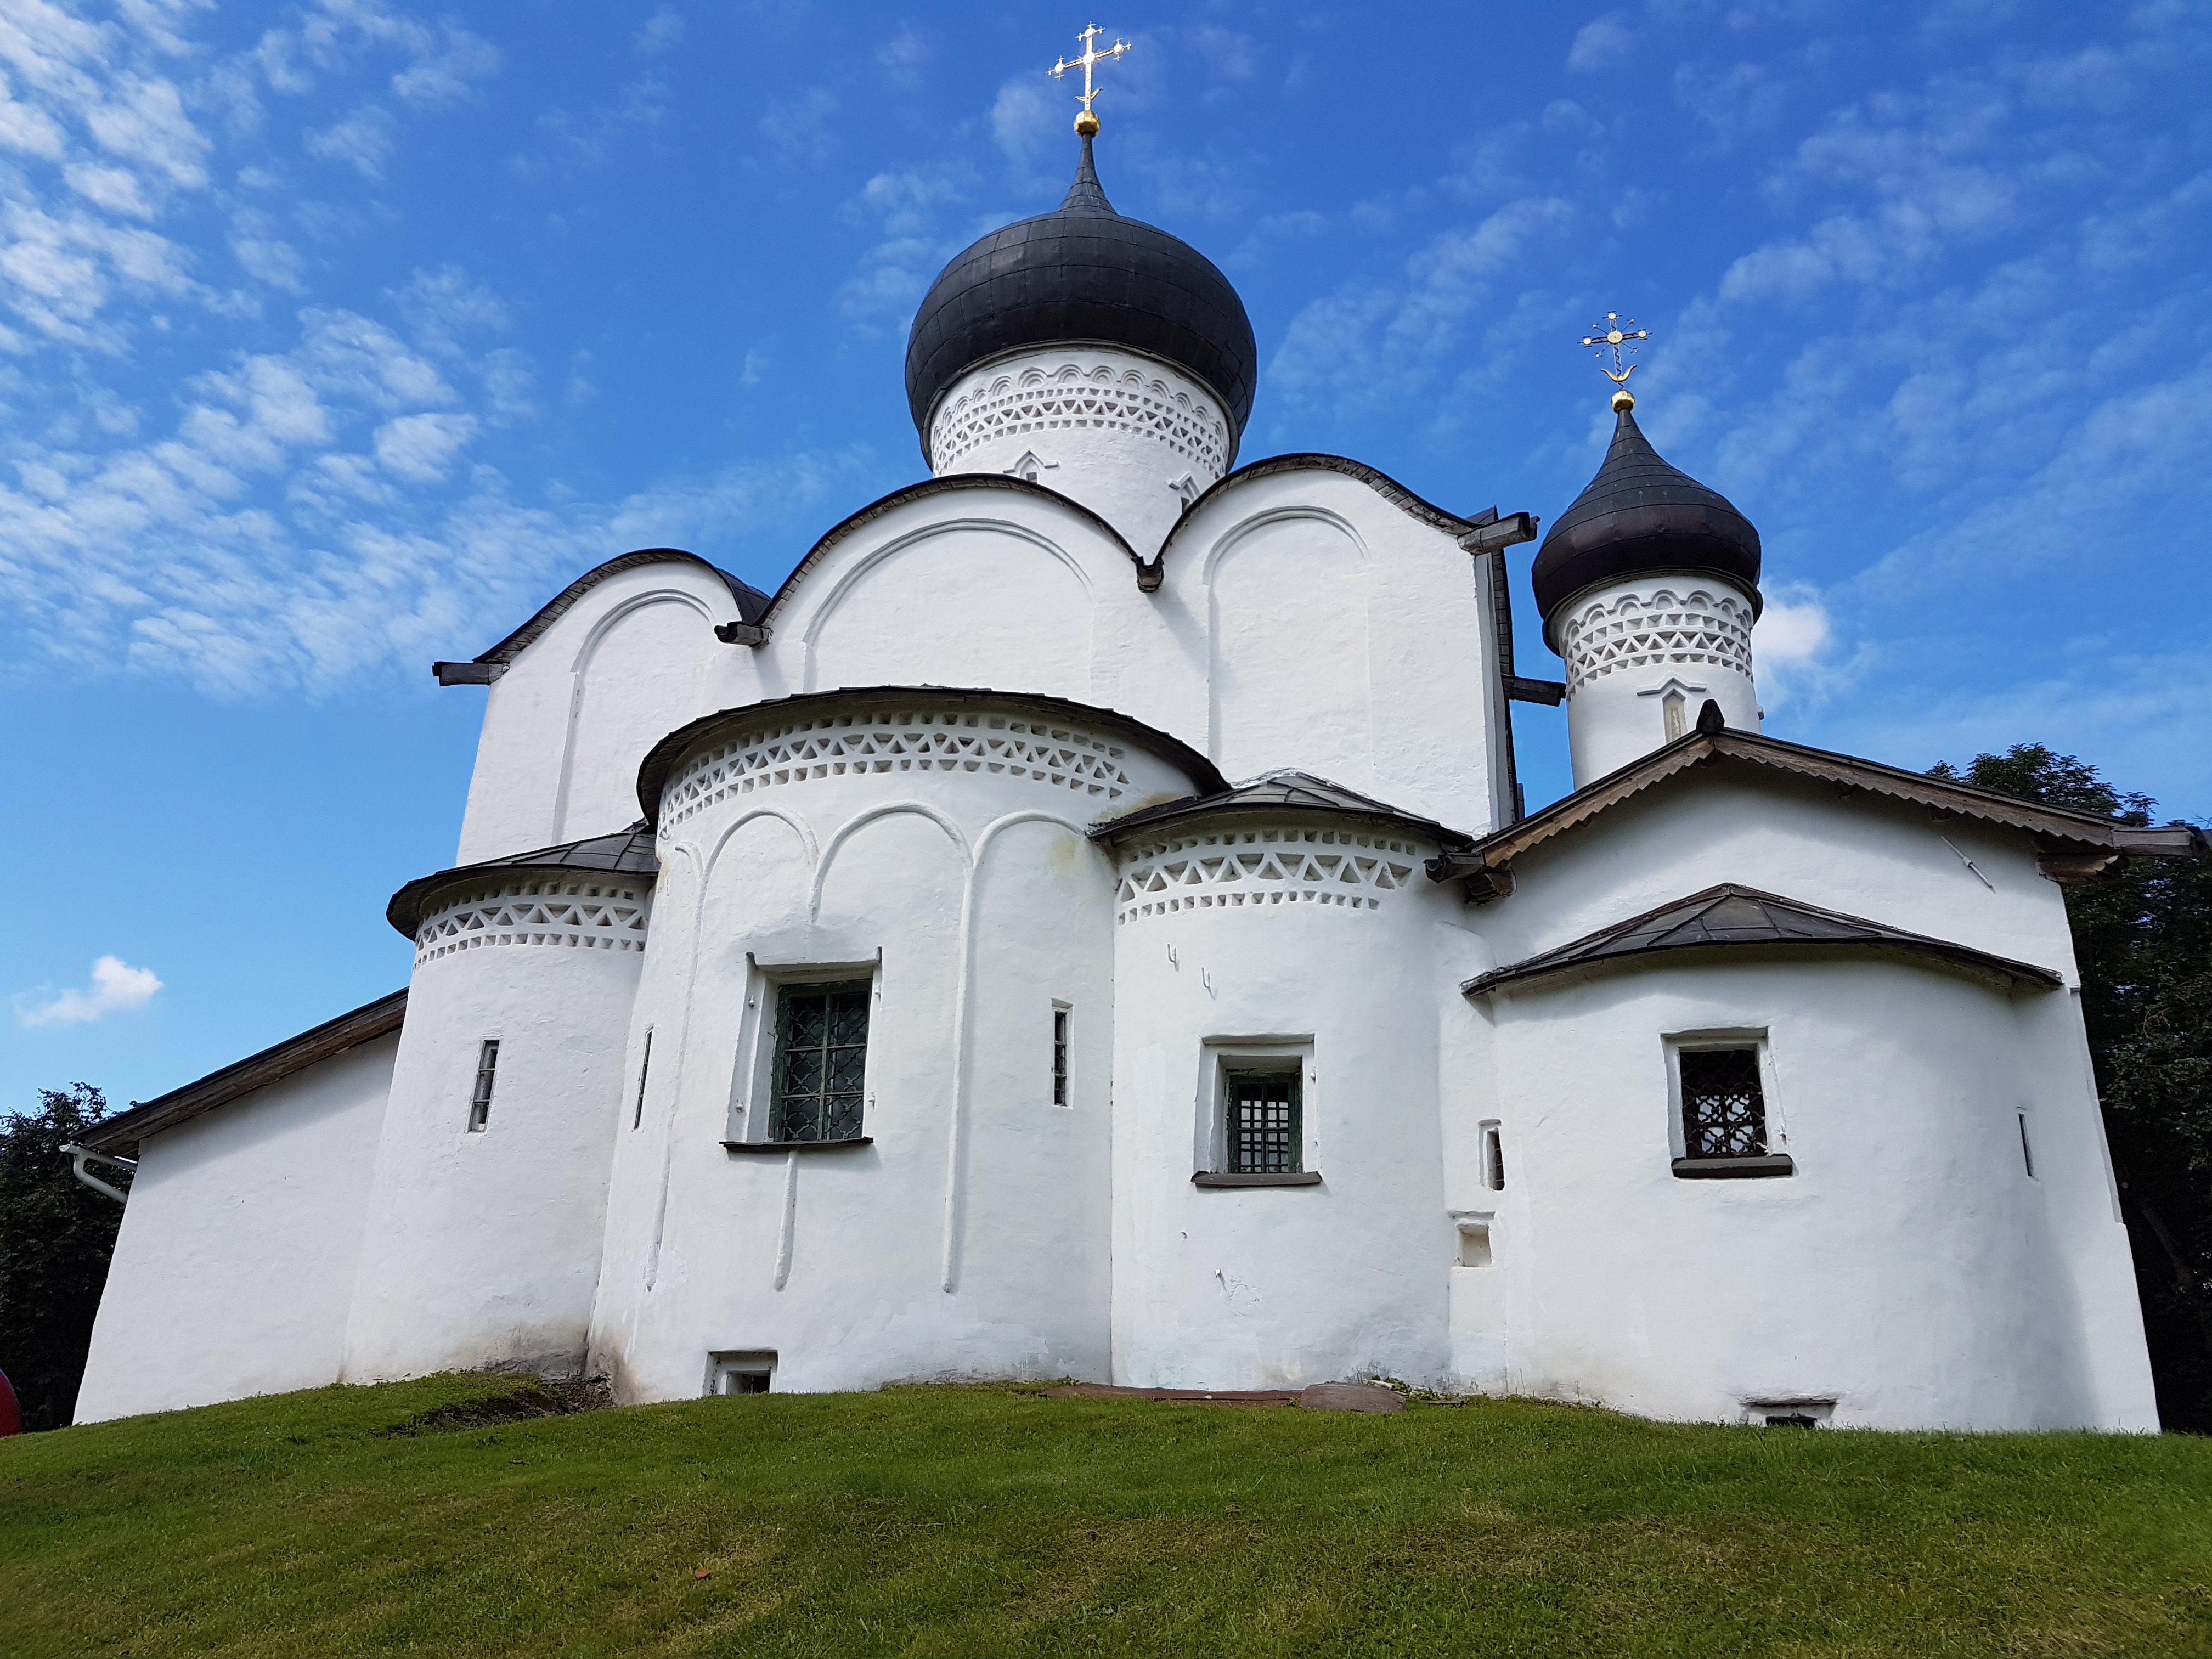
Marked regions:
[61,1143,134,1205]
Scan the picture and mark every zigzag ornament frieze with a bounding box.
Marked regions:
[1561,587,1756,696]
[930,359,1229,478]
[1115,827,1421,924]
[416,881,650,966]
[661,709,1135,832]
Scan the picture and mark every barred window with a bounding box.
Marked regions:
[467,1040,499,1133]
[772,981,871,1143]
[1051,1006,1071,1107]
[1679,1047,1767,1159]
[1226,1069,1300,1175]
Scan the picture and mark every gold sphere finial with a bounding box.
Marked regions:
[1053,26,1129,139]
[1075,108,1099,137]
[1611,387,1636,413]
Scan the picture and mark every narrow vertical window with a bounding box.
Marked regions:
[1051,1006,1070,1107]
[1679,1048,1767,1158]
[2018,1111,2036,1178]
[772,981,871,1143]
[1481,1122,1505,1192]
[631,1029,654,1131]
[1663,689,1687,741]
[1225,1069,1300,1175]
[467,1040,500,1132]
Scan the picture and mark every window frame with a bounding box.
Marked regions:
[466,1038,500,1133]
[725,955,882,1150]
[1192,1039,1321,1188]
[1664,1029,1794,1180]
[1051,1002,1071,1109]
[768,979,873,1144]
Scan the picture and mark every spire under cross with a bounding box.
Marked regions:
[1581,312,1651,411]
[1052,24,1130,136]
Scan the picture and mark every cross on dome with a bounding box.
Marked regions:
[1051,23,1131,136]
[1581,311,1651,410]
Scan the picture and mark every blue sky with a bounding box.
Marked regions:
[3,0,2208,1111]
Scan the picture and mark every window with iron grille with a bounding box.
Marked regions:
[467,1039,499,1132]
[1051,1006,1070,1107]
[1678,1047,1767,1158]
[772,981,871,1143]
[1226,1069,1301,1175]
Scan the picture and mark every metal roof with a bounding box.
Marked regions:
[904,134,1259,452]
[1091,769,1475,848]
[1531,408,1762,633]
[78,990,409,1158]
[385,823,660,939]
[1462,883,2063,996]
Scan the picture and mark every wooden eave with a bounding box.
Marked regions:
[78,990,409,1158]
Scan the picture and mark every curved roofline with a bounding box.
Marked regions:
[753,473,1141,629]
[916,337,1243,471]
[1090,769,1475,850]
[385,824,659,939]
[636,685,1228,829]
[447,549,771,678]
[1152,454,1482,573]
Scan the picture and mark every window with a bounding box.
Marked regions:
[2018,1111,2036,1178]
[467,1040,499,1132]
[707,1350,776,1396]
[1051,1005,1070,1107]
[1455,1216,1493,1268]
[771,980,871,1143]
[1679,1047,1767,1157]
[1226,1069,1300,1175]
[1480,1122,1505,1192]
[631,1028,654,1131]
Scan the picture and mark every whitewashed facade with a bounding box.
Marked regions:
[78,137,2171,1432]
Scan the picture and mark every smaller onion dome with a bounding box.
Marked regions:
[1531,407,1763,630]
[903,134,1259,449]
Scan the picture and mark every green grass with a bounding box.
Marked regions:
[4,1374,2211,1657]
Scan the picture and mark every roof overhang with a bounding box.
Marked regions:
[1092,769,1474,850]
[386,824,660,939]
[78,990,408,1158]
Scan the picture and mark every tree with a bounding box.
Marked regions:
[1931,744,2212,1431]
[0,1085,129,1430]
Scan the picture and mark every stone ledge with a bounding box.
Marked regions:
[1192,1171,1323,1188]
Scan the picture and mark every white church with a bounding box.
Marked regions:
[73,106,2188,1431]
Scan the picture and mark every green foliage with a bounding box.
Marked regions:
[0,1085,127,1431]
[1931,743,2212,1431]
[4,1376,2211,1656]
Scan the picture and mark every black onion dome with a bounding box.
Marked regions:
[903,135,1259,447]
[1532,407,1763,631]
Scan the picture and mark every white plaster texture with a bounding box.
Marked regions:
[1557,575,1762,787]
[75,1032,397,1423]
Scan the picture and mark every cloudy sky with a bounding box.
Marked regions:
[3,0,2207,1110]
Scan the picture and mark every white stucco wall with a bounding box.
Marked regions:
[75,1032,398,1423]
[1108,812,1459,1390]
[342,879,646,1383]
[1555,575,1761,787]
[588,690,1206,1402]
[1444,768,2155,1430]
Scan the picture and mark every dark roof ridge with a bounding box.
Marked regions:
[78,990,409,1158]
[1153,453,1482,569]
[438,549,770,682]
[636,685,1229,829]
[1463,881,2063,996]
[1092,766,1475,848]
[386,822,659,939]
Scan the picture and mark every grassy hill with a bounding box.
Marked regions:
[4,1373,2210,1657]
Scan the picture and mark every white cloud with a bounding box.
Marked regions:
[990,75,1056,165]
[1567,13,1634,71]
[374,410,476,479]
[635,7,684,57]
[16,955,164,1027]
[304,101,394,177]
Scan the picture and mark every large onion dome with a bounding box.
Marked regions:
[1532,406,1763,629]
[903,134,1259,447]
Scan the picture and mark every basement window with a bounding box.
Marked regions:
[772,980,871,1143]
[467,1040,499,1132]
[707,1350,776,1396]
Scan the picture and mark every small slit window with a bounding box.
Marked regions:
[1226,1069,1301,1175]
[1679,1047,1767,1158]
[467,1040,499,1132]
[1481,1122,1505,1192]
[772,981,871,1143]
[1052,1006,1070,1107]
[632,1029,654,1131]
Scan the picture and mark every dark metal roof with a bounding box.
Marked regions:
[385,823,659,939]
[1091,769,1475,849]
[904,134,1259,452]
[78,990,409,1158]
[435,549,771,684]
[636,686,1229,829]
[1463,883,2062,995]
[1532,408,1762,634]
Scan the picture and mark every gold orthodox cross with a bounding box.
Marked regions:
[1582,312,1650,409]
[1052,24,1131,135]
